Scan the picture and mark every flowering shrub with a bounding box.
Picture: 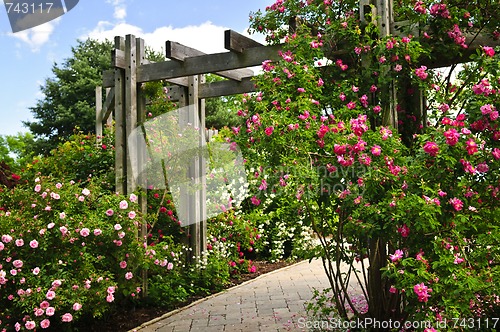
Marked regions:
[24,129,115,191]
[227,0,500,328]
[0,176,178,331]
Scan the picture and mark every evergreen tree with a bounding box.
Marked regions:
[24,39,113,155]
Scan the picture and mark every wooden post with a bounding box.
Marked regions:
[95,86,103,143]
[135,37,149,298]
[114,36,126,194]
[188,75,201,261]
[105,88,113,127]
[198,74,207,256]
[125,35,137,195]
[376,0,398,128]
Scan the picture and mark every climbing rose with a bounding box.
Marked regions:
[483,46,495,57]
[414,282,432,302]
[415,66,428,80]
[264,126,274,136]
[389,249,404,262]
[423,141,439,156]
[449,197,463,211]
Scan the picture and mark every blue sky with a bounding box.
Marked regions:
[0,0,271,136]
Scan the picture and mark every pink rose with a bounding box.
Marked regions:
[61,313,73,322]
[46,290,56,300]
[25,321,36,330]
[119,200,128,210]
[79,228,90,237]
[40,319,50,329]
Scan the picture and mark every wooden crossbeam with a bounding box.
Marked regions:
[199,77,256,99]
[224,29,263,53]
[103,87,115,121]
[110,50,189,87]
[137,44,281,83]
[166,41,254,81]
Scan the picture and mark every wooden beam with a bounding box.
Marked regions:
[96,86,103,141]
[224,29,263,53]
[139,44,281,83]
[198,77,256,99]
[103,70,114,88]
[103,87,115,121]
[166,41,254,81]
[125,34,138,194]
[104,68,190,87]
[112,49,126,69]
[422,32,500,69]
[114,36,127,194]
[164,85,185,101]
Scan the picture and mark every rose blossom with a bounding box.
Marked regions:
[46,290,56,300]
[45,307,55,316]
[61,313,73,322]
[29,240,39,248]
[25,321,36,330]
[40,319,50,329]
[119,200,128,209]
[79,228,90,237]
[13,259,23,268]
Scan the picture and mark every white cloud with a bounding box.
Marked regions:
[84,21,233,55]
[106,0,127,21]
[8,18,61,52]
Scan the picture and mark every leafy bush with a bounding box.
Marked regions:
[0,176,177,331]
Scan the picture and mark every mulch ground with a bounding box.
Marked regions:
[81,260,296,332]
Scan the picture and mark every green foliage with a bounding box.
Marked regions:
[24,128,115,191]
[0,176,149,330]
[233,0,500,328]
[24,39,114,155]
[204,75,243,130]
[0,132,35,171]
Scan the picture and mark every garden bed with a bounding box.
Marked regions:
[81,260,297,332]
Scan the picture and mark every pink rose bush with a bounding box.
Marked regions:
[239,0,500,328]
[0,176,179,330]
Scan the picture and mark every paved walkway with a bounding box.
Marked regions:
[132,259,331,332]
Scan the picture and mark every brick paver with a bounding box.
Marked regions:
[132,259,331,332]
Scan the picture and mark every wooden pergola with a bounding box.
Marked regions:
[95,0,500,273]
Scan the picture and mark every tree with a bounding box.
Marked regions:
[24,39,113,155]
[0,132,35,171]
[204,75,242,130]
[232,0,500,326]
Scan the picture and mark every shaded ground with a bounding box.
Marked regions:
[81,260,296,332]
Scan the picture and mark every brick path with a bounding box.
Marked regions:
[132,259,331,332]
